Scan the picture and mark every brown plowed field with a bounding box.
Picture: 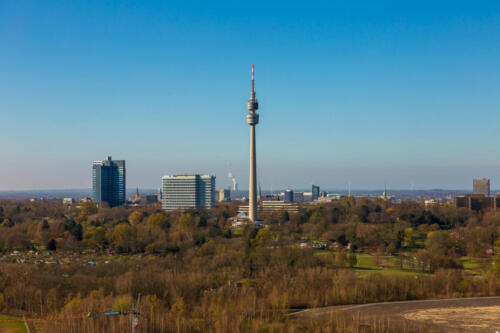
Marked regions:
[291,296,500,332]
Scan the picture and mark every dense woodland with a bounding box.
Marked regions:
[0,198,499,332]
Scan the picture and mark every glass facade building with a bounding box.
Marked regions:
[162,174,216,211]
[92,156,126,207]
[312,185,320,201]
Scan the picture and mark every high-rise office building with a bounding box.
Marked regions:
[92,156,126,207]
[473,178,490,197]
[284,189,294,203]
[162,174,216,211]
[312,185,320,201]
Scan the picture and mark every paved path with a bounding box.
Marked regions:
[291,296,500,332]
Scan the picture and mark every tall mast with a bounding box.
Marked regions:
[247,64,259,223]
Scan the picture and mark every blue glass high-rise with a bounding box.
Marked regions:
[92,156,126,207]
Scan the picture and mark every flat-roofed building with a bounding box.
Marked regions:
[312,185,320,201]
[238,200,301,215]
[454,194,500,211]
[162,174,215,211]
[62,198,74,205]
[284,189,294,203]
[92,156,126,207]
[473,178,490,197]
[218,188,231,202]
[293,192,304,202]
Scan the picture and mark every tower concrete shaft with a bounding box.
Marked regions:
[247,64,259,223]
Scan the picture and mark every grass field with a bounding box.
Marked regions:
[0,315,28,333]
[315,251,431,275]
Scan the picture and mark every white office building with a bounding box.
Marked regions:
[162,174,216,211]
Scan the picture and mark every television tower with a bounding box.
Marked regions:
[247,64,259,223]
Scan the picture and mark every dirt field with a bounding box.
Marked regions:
[291,296,500,332]
[404,306,500,332]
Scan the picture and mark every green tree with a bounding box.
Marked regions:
[79,201,97,217]
[147,213,168,230]
[403,227,415,247]
[112,224,135,253]
[84,226,107,249]
[112,295,132,312]
[177,213,195,236]
[128,211,144,226]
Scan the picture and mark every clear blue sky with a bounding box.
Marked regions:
[1,0,500,191]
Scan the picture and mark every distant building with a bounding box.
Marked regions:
[454,194,500,211]
[312,185,320,201]
[144,194,158,203]
[157,187,162,202]
[293,192,304,202]
[92,156,126,207]
[284,189,294,203]
[319,191,328,198]
[424,199,438,207]
[162,174,215,211]
[473,178,490,197]
[218,189,231,202]
[238,200,301,215]
[261,194,280,201]
[62,198,74,205]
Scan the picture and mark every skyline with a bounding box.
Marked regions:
[2,1,500,190]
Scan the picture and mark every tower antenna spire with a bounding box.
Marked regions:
[251,64,255,93]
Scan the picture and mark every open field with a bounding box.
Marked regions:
[291,296,500,332]
[0,315,28,333]
[404,306,500,332]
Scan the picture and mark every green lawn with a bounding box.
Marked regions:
[354,253,429,276]
[459,257,493,276]
[316,251,493,277]
[0,315,28,333]
[232,229,244,236]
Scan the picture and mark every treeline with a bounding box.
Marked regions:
[1,198,498,270]
[0,198,500,331]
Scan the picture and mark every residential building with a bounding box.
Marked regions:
[162,174,215,211]
[92,156,126,207]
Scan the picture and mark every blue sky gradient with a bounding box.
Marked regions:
[1,1,500,190]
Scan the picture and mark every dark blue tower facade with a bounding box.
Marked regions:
[92,156,126,207]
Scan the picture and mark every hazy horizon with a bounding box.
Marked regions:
[2,1,500,190]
